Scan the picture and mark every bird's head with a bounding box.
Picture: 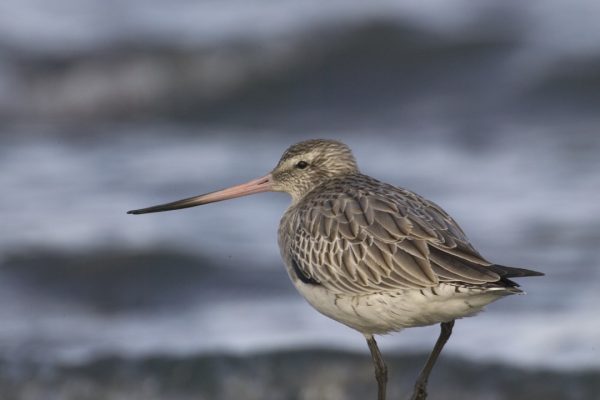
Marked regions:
[271,139,358,201]
[127,139,358,215]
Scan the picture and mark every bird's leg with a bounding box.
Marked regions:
[366,334,388,400]
[410,320,455,400]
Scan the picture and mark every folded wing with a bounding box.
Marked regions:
[289,187,533,295]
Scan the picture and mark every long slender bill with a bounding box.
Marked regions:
[127,174,272,215]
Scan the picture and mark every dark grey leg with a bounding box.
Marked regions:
[410,320,455,400]
[366,334,388,400]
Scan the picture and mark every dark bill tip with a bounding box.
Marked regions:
[127,174,273,216]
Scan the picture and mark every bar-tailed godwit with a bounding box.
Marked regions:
[128,139,543,400]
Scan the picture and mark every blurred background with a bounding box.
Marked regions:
[1,1,599,399]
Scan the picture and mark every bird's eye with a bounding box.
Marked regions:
[296,161,309,169]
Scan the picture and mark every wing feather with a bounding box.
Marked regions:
[286,179,504,294]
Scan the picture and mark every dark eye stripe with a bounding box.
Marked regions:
[296,161,309,169]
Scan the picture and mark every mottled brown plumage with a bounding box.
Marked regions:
[128,138,543,400]
[275,140,538,293]
[281,173,506,293]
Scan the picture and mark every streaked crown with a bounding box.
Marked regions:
[271,139,359,201]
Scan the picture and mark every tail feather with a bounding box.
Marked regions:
[487,264,544,287]
[488,264,544,278]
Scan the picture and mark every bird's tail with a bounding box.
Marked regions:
[487,264,544,288]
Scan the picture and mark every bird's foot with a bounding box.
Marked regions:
[409,381,427,400]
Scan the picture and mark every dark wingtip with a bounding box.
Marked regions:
[489,264,545,278]
[127,209,142,215]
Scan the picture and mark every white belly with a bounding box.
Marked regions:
[294,282,513,334]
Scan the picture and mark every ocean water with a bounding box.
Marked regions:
[0,0,599,392]
[1,126,598,371]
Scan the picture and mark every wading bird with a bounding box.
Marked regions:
[128,139,542,400]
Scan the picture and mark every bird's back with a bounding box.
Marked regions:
[279,173,542,296]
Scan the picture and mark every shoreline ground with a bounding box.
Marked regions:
[2,349,598,400]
